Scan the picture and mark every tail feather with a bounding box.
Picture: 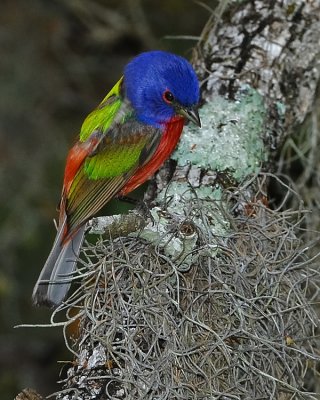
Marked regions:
[32,221,86,308]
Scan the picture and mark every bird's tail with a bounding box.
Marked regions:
[32,220,86,308]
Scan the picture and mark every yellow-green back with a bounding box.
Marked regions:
[79,77,124,142]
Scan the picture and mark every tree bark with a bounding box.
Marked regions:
[29,1,320,399]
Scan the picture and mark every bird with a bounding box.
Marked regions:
[32,50,201,308]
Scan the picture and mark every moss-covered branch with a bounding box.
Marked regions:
[26,1,320,399]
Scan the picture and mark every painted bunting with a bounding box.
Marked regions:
[33,50,201,308]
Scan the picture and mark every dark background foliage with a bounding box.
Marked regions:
[0,0,209,396]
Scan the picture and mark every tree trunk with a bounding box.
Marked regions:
[24,1,320,399]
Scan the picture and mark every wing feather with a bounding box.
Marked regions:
[63,121,162,236]
[67,172,131,232]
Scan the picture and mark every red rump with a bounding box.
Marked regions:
[63,136,100,194]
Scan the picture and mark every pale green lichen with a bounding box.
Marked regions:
[137,193,227,268]
[276,101,286,118]
[135,181,229,268]
[173,87,267,181]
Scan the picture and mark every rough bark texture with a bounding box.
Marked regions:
[197,0,319,127]
[26,1,320,399]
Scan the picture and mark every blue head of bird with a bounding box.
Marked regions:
[124,50,201,128]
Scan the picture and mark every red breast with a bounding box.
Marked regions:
[120,116,184,195]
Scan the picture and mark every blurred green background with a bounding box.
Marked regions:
[0,0,209,397]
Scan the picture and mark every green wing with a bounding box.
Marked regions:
[79,77,125,142]
[65,83,161,233]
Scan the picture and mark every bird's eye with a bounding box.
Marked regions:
[163,90,174,104]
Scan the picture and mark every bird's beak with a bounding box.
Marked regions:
[178,105,201,128]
